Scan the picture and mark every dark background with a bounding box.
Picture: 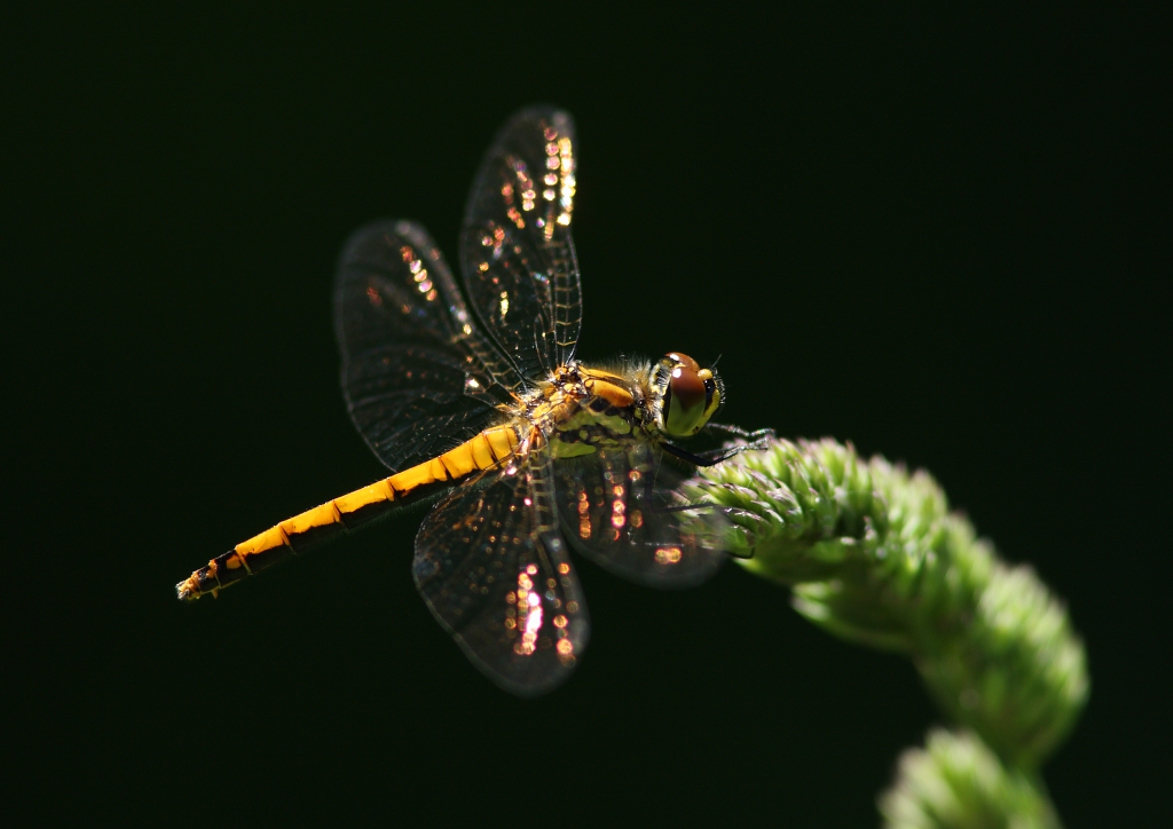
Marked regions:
[9,5,1168,826]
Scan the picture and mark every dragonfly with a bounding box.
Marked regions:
[176,107,769,695]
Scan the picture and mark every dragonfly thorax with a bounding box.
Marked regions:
[528,352,722,461]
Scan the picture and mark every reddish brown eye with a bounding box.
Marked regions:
[669,363,706,415]
[661,352,715,437]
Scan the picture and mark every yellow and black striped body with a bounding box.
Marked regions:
[546,365,642,457]
[177,361,662,602]
[176,426,520,600]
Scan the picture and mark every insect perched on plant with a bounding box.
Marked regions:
[177,107,770,695]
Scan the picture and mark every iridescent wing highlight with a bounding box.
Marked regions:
[459,107,582,380]
[553,445,727,588]
[412,456,589,695]
[335,220,519,472]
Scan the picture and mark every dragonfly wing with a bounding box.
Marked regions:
[413,458,589,696]
[554,445,727,588]
[335,220,520,472]
[459,107,582,379]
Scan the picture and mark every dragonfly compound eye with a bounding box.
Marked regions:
[661,352,722,437]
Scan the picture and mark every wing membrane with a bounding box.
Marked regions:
[554,445,727,588]
[413,457,589,695]
[334,220,519,472]
[459,107,582,380]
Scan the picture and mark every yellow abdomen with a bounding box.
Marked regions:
[176,425,519,600]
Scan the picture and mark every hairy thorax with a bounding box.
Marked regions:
[521,360,655,459]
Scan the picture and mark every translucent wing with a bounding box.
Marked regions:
[459,107,582,380]
[553,445,727,588]
[334,220,520,472]
[413,457,589,695]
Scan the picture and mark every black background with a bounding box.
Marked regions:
[9,5,1168,826]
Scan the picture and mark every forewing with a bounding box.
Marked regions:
[554,445,727,588]
[413,459,589,696]
[335,220,520,472]
[460,107,582,379]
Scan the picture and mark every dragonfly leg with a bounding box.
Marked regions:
[661,426,774,467]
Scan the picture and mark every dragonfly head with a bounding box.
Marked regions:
[654,352,723,438]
